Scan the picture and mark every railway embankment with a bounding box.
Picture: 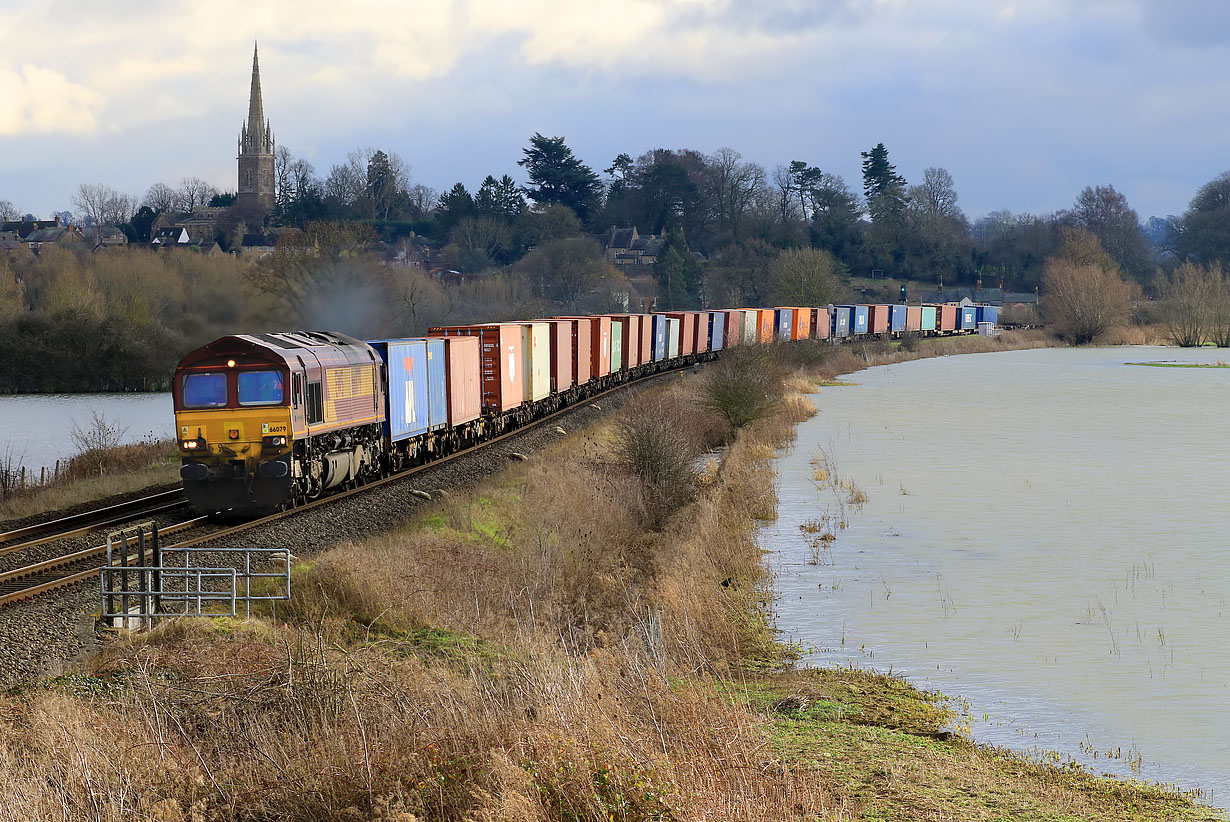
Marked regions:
[0,331,1221,821]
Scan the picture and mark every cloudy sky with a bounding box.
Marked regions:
[2,0,1229,222]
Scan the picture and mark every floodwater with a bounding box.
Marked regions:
[764,346,1230,805]
[0,393,173,479]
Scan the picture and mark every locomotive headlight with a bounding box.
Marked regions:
[227,359,236,368]
[262,435,288,447]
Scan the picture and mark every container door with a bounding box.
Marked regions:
[425,338,447,430]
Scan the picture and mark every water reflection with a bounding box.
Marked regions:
[764,346,1230,805]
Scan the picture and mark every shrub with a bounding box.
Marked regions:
[615,394,701,527]
[700,347,783,434]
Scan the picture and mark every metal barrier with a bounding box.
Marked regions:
[98,522,291,630]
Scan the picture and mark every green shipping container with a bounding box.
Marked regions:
[610,321,623,373]
[921,306,937,331]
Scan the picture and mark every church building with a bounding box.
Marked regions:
[237,42,275,213]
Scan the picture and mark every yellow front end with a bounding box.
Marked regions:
[177,407,296,513]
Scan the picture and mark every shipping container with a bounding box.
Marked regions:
[428,324,523,413]
[788,307,811,341]
[890,305,907,333]
[624,315,642,367]
[905,306,922,333]
[958,305,977,330]
[774,308,793,341]
[521,323,551,402]
[811,308,830,340]
[638,314,653,366]
[560,316,614,377]
[838,305,869,335]
[367,338,436,442]
[610,320,624,374]
[693,313,711,354]
[425,338,448,430]
[937,304,957,332]
[757,309,775,343]
[439,336,480,426]
[830,305,851,338]
[709,312,725,351]
[920,306,937,332]
[976,305,999,326]
[742,310,759,344]
[666,317,681,358]
[650,314,669,362]
[723,310,742,348]
[532,319,574,393]
[666,313,696,356]
[869,305,891,335]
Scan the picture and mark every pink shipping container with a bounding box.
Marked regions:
[666,313,696,355]
[428,324,523,413]
[532,319,574,393]
[937,304,957,332]
[870,305,891,335]
[905,306,922,332]
[810,308,830,340]
[606,315,633,370]
[440,335,481,426]
[561,318,592,386]
[638,314,653,365]
[724,310,742,347]
[558,316,611,377]
[694,312,711,353]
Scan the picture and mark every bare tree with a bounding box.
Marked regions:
[767,247,847,306]
[1161,262,1212,347]
[516,236,610,306]
[179,177,218,212]
[143,182,179,213]
[705,147,765,242]
[405,183,437,219]
[71,183,135,237]
[0,200,19,221]
[274,145,295,213]
[1042,237,1133,345]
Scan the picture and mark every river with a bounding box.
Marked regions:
[0,393,173,480]
[764,345,1230,806]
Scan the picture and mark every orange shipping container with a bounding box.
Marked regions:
[757,309,775,343]
[789,308,811,341]
[938,304,957,332]
[638,314,652,365]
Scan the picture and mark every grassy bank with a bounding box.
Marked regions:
[0,333,1221,820]
[0,438,180,523]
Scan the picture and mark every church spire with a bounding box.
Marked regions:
[241,41,272,156]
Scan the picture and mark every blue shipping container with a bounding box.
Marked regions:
[774,308,793,341]
[890,305,907,332]
[368,339,441,442]
[426,338,447,430]
[959,305,977,330]
[838,305,869,335]
[976,305,999,326]
[709,312,725,351]
[830,305,851,338]
[650,314,668,362]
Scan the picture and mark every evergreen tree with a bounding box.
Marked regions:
[517,133,603,224]
[435,183,474,235]
[653,230,700,309]
[474,175,526,222]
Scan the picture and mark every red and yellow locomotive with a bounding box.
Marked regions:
[174,331,386,514]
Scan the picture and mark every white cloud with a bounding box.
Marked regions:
[0,64,103,136]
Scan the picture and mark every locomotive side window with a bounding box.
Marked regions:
[292,373,303,408]
[306,381,323,424]
[182,373,228,408]
[238,370,285,406]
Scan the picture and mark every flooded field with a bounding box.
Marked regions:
[764,346,1230,805]
[0,393,172,478]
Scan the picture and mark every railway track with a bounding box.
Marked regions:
[0,367,682,609]
[0,489,187,556]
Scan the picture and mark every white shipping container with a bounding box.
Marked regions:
[741,310,759,344]
[521,323,551,402]
[666,318,681,359]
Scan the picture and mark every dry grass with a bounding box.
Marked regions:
[0,337,1219,821]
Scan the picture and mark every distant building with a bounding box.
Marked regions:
[604,226,668,267]
[236,42,275,214]
[152,227,191,245]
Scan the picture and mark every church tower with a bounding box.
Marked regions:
[236,42,275,213]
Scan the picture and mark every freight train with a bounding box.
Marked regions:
[173,302,998,515]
